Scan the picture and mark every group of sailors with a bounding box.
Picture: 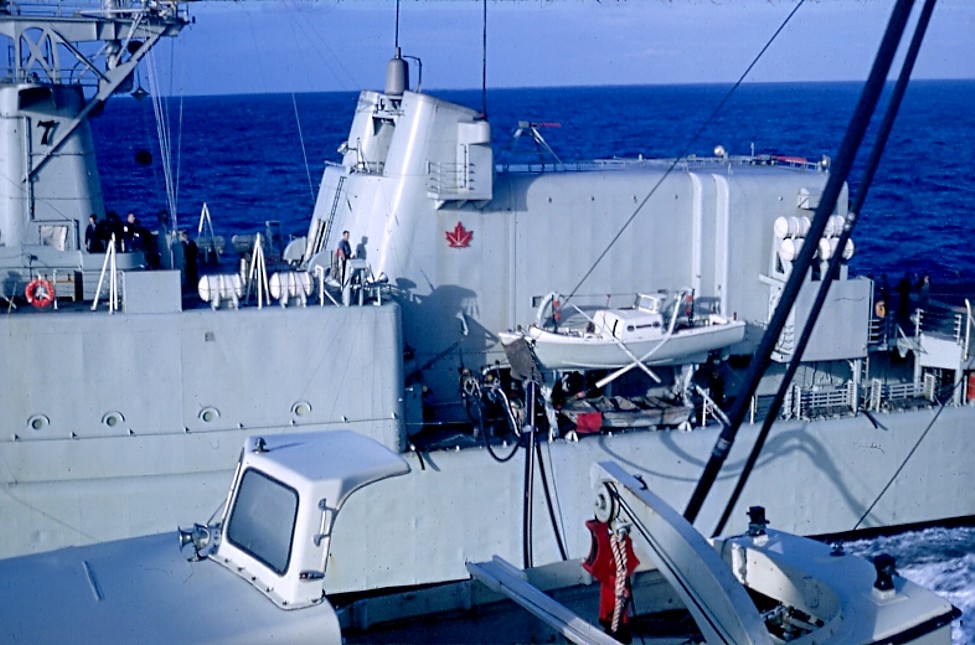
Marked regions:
[872,271,932,344]
[84,210,199,290]
[85,211,155,256]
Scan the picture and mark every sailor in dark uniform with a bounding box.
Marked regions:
[335,230,353,282]
[85,214,103,253]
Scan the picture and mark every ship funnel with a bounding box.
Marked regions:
[385,47,410,96]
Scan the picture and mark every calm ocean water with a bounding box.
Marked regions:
[91,81,975,642]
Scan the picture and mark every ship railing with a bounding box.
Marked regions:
[793,384,857,420]
[753,381,879,423]
[496,161,591,174]
[965,298,974,361]
[427,162,477,196]
[867,314,895,349]
[864,379,932,412]
[5,0,185,13]
[914,307,966,344]
[310,262,389,308]
[694,385,730,428]
[353,160,384,175]
[0,67,95,88]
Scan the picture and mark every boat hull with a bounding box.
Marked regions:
[505,318,747,370]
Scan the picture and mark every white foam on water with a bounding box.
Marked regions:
[844,526,975,645]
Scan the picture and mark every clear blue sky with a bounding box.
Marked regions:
[165,1,975,96]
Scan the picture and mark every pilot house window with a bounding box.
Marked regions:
[227,469,299,575]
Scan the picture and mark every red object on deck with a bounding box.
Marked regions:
[582,519,639,635]
[967,372,975,402]
[575,411,603,434]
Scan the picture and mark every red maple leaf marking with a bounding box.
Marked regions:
[445,221,473,248]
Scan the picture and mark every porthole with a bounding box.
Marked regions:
[291,401,312,418]
[102,411,125,428]
[199,407,220,424]
[27,414,50,431]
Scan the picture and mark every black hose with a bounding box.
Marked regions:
[534,441,568,561]
[522,381,537,569]
[477,385,523,463]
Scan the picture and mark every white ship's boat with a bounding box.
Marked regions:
[0,0,972,613]
[499,292,747,370]
[0,431,959,643]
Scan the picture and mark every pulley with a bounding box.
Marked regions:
[593,483,617,524]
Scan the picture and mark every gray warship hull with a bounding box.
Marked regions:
[1,0,973,600]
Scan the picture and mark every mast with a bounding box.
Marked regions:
[0,0,187,295]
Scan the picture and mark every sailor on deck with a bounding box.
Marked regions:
[336,230,353,283]
[85,214,103,253]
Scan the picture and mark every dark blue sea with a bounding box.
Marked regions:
[90,80,975,642]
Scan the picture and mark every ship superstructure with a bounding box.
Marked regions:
[0,1,972,599]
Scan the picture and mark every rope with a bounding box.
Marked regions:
[610,529,627,635]
[563,0,806,305]
[291,93,316,205]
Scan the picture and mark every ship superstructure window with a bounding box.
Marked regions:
[39,224,69,251]
[227,469,298,575]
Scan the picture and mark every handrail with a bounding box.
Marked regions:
[966,299,972,360]
[91,233,119,313]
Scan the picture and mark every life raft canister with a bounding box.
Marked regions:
[582,518,639,640]
[25,278,55,308]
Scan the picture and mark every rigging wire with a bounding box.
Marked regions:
[854,367,961,531]
[563,0,806,305]
[282,1,359,90]
[481,0,487,117]
[711,0,939,538]
[277,3,332,208]
[291,93,317,204]
[146,47,178,227]
[683,0,918,526]
[173,38,185,233]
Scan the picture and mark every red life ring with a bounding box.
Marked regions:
[25,278,55,308]
[682,294,694,317]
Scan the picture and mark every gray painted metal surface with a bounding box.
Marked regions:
[0,3,973,606]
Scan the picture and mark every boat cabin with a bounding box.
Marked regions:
[591,293,671,341]
[592,307,666,341]
[209,432,411,610]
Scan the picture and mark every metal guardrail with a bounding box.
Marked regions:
[748,377,956,424]
[427,161,479,196]
[496,154,826,176]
